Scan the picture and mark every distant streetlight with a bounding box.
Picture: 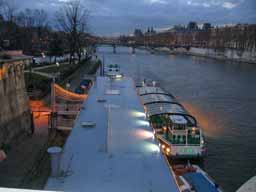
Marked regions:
[42,52,46,58]
[55,62,61,81]
[66,82,71,90]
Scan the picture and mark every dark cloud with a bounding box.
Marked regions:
[13,0,256,35]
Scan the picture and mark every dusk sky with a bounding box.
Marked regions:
[14,0,256,35]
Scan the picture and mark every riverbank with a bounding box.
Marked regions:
[153,47,256,64]
[0,59,100,189]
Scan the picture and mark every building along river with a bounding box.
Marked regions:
[97,46,256,192]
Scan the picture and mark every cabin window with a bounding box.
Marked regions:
[169,134,186,145]
[173,124,186,130]
[187,129,200,145]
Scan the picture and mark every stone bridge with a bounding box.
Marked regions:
[94,39,193,54]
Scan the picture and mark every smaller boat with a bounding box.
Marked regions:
[81,121,96,128]
[173,164,222,192]
[105,64,123,79]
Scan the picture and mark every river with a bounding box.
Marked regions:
[97,46,256,192]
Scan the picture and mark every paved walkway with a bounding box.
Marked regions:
[0,114,49,188]
[31,62,70,71]
[24,71,54,79]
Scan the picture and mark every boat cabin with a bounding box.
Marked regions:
[166,115,201,145]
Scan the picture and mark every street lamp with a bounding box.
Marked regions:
[50,62,60,130]
[41,52,46,58]
[55,62,60,81]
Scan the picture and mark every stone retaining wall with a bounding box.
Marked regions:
[155,47,256,64]
[0,58,32,145]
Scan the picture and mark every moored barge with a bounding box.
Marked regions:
[138,85,206,159]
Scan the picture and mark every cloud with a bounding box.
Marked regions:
[144,0,168,5]
[11,0,256,35]
[187,0,241,9]
[222,2,238,9]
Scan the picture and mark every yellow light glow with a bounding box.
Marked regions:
[130,111,146,118]
[145,143,160,153]
[116,74,123,78]
[166,148,170,153]
[0,65,7,80]
[162,144,166,149]
[136,120,150,127]
[182,101,223,137]
[133,129,154,140]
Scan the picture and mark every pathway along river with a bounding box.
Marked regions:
[98,46,256,192]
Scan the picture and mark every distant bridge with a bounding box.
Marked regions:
[95,39,193,54]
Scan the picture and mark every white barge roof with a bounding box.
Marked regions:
[145,102,186,116]
[45,77,179,192]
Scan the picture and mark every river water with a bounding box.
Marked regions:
[98,46,256,192]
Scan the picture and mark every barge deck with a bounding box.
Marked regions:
[45,76,179,192]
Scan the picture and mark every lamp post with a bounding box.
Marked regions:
[50,74,56,131]
[56,62,60,82]
[50,62,60,131]
[71,56,74,64]
[29,58,35,83]
[102,54,105,76]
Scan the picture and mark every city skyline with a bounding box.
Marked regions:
[10,0,256,35]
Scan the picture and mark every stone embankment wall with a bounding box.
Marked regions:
[155,47,256,64]
[0,58,32,145]
[190,47,256,63]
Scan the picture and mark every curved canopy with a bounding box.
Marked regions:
[138,86,197,126]
[145,102,185,116]
[138,86,166,96]
[145,102,197,126]
[54,84,87,101]
[141,93,177,105]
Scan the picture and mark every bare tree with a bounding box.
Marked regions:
[16,9,35,28]
[0,0,17,22]
[0,1,4,18]
[34,9,48,28]
[0,0,3,11]
[56,0,89,63]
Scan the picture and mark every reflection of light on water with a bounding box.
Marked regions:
[133,129,154,140]
[182,102,223,138]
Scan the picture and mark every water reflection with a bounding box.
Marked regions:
[182,102,223,138]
